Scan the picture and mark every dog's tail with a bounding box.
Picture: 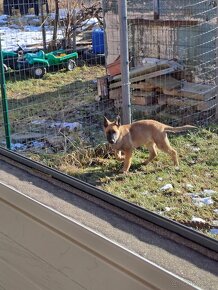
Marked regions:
[164,125,197,133]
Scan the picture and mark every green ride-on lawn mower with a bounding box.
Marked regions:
[17,49,79,78]
[2,45,40,72]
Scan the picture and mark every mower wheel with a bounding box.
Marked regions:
[31,66,46,78]
[66,59,76,71]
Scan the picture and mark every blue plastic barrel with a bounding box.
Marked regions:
[92,28,105,54]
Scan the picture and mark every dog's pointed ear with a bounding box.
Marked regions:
[104,116,110,128]
[115,115,121,127]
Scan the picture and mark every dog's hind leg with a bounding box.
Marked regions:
[143,142,158,165]
[157,136,179,166]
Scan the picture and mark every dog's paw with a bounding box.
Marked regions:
[116,156,125,161]
[119,169,128,174]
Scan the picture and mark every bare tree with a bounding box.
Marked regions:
[48,0,103,50]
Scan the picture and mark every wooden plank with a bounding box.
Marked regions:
[132,90,155,97]
[97,76,108,97]
[128,18,199,27]
[109,87,122,99]
[158,95,168,105]
[166,97,200,108]
[149,76,182,91]
[130,82,154,91]
[112,62,170,82]
[110,67,178,89]
[114,99,122,108]
[197,97,217,111]
[163,82,216,101]
[132,96,154,106]
[132,104,164,115]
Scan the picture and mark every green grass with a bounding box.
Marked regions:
[29,127,218,239]
[0,65,105,136]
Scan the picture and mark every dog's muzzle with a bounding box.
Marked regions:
[107,134,117,144]
[107,137,116,144]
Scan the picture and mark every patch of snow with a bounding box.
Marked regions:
[192,196,214,207]
[0,15,8,25]
[191,147,200,152]
[202,189,216,196]
[0,26,64,50]
[11,143,27,151]
[214,209,218,215]
[185,183,194,190]
[209,228,218,235]
[24,25,41,32]
[31,119,46,125]
[31,120,83,132]
[160,184,173,191]
[32,141,45,148]
[164,207,172,212]
[50,121,82,131]
[141,191,149,195]
[212,220,218,227]
[191,216,206,223]
[185,192,201,198]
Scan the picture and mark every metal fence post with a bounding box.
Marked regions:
[0,38,11,149]
[118,0,131,124]
[216,0,218,120]
[153,0,160,20]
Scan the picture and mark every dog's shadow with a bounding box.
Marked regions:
[72,160,173,187]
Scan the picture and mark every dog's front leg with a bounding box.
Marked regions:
[120,150,132,173]
[115,150,125,161]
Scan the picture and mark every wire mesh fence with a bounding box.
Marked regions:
[104,0,217,125]
[0,0,217,156]
[0,0,115,155]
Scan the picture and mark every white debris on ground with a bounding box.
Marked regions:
[185,183,194,190]
[31,119,82,131]
[159,184,173,191]
[191,216,207,223]
[191,147,200,152]
[10,140,45,151]
[212,220,218,227]
[164,207,172,212]
[192,196,214,207]
[202,189,216,196]
[209,228,218,235]
[141,191,149,195]
[185,188,216,207]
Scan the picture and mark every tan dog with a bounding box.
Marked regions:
[104,116,196,173]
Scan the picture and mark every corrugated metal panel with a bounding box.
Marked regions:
[0,182,199,290]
